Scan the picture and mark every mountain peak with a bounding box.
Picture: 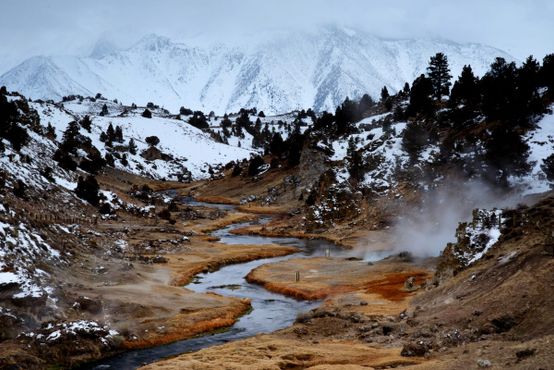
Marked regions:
[0,29,513,114]
[90,37,118,59]
[131,33,172,51]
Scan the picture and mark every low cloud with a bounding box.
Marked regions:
[0,0,553,73]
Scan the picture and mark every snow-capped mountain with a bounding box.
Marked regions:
[0,26,513,114]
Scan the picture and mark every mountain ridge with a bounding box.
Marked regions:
[0,26,513,114]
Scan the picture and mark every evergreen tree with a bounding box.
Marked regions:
[480,57,518,122]
[145,136,160,146]
[142,108,152,118]
[128,138,137,155]
[402,121,429,161]
[106,123,115,142]
[114,125,124,142]
[247,155,266,176]
[484,125,530,181]
[517,55,544,116]
[75,175,100,206]
[380,86,390,102]
[221,114,232,129]
[254,117,262,132]
[269,132,285,156]
[79,151,105,175]
[541,153,554,183]
[427,52,452,101]
[313,111,334,131]
[334,97,358,136]
[407,74,434,117]
[53,149,77,171]
[358,94,374,112]
[347,137,364,181]
[286,132,304,167]
[188,111,209,130]
[0,94,29,151]
[179,106,193,115]
[99,104,109,116]
[80,115,92,132]
[46,123,57,139]
[541,54,554,97]
[61,121,81,154]
[449,65,480,112]
[104,153,115,167]
[236,111,252,129]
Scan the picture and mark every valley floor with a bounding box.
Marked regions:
[3,168,554,370]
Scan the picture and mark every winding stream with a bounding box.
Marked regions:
[84,200,373,369]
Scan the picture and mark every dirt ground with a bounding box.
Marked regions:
[139,253,434,369]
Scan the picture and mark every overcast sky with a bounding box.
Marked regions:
[1,0,553,72]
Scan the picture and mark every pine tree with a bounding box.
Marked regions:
[0,94,29,151]
[480,57,518,122]
[255,117,262,132]
[114,125,124,142]
[541,54,554,97]
[541,153,554,182]
[334,97,358,136]
[450,65,479,109]
[402,121,429,161]
[407,74,434,117]
[269,133,285,156]
[142,108,152,118]
[236,111,251,129]
[179,106,192,115]
[80,115,92,132]
[104,153,115,167]
[75,175,100,206]
[359,94,374,112]
[427,52,452,101]
[189,111,209,130]
[347,137,364,181]
[128,138,137,155]
[380,86,390,102]
[61,121,81,154]
[517,55,544,116]
[145,136,160,146]
[247,156,265,176]
[105,123,115,146]
[46,123,57,140]
[100,104,109,116]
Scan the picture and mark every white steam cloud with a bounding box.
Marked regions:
[390,179,524,257]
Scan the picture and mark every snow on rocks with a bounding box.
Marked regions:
[0,220,61,300]
[22,320,119,347]
[31,99,257,180]
[450,209,504,267]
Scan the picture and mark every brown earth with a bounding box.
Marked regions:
[139,253,434,369]
[138,176,554,370]
[140,336,427,370]
[245,256,431,301]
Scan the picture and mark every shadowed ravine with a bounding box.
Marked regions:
[82,201,384,369]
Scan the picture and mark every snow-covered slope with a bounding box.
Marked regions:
[0,26,512,114]
[33,98,256,180]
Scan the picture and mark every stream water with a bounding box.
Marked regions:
[84,200,372,369]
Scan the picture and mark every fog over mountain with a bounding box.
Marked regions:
[0,26,512,114]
